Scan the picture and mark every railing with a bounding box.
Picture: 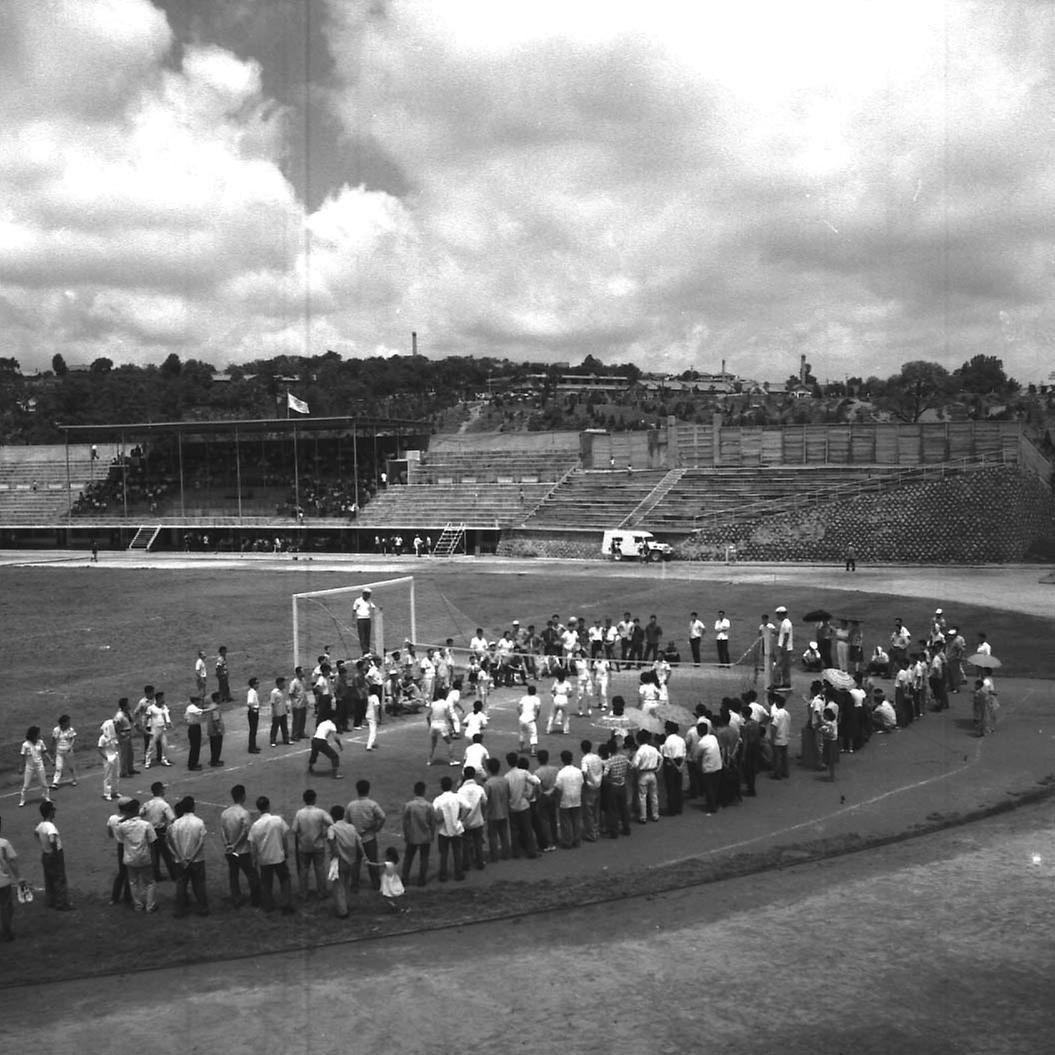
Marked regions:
[518,465,579,526]
[689,453,1011,530]
[1017,432,1053,490]
[619,467,686,528]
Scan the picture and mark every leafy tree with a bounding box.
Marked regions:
[955,354,1018,395]
[160,353,182,378]
[880,360,956,422]
[90,357,113,374]
[51,353,68,377]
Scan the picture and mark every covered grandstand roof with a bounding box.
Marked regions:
[57,415,429,441]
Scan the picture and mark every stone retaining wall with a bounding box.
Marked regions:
[496,467,1054,564]
[677,467,1054,563]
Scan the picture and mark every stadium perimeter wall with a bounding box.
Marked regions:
[497,467,1055,564]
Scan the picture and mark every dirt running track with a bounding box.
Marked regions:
[3,797,1055,1055]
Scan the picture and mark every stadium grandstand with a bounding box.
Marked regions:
[0,417,1051,562]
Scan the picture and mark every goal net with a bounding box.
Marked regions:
[291,575,482,671]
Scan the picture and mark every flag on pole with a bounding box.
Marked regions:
[287,391,310,415]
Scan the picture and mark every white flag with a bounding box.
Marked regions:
[287,391,309,415]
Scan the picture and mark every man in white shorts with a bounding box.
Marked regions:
[547,674,572,736]
[517,686,542,755]
[427,694,458,766]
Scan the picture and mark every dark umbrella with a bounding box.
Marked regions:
[803,609,833,623]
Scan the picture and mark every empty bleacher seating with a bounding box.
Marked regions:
[353,482,552,528]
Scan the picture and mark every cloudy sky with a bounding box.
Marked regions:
[2,0,1054,382]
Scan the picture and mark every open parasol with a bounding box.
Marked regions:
[967,653,1002,669]
[821,667,856,690]
[620,707,665,735]
[651,703,697,728]
[803,609,833,623]
[594,714,631,731]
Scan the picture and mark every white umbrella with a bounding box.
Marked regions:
[821,668,856,690]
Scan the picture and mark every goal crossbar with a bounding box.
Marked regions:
[292,575,416,670]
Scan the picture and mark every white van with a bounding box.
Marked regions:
[601,529,673,563]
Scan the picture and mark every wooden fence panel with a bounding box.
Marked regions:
[897,425,921,465]
[920,425,948,463]
[874,428,900,463]
[782,427,805,464]
[849,426,876,463]
[760,429,784,464]
[804,426,829,463]
[947,424,974,459]
[827,426,851,462]
[740,428,763,466]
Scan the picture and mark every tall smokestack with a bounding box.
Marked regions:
[721,358,726,377]
[412,331,418,356]
[800,354,807,385]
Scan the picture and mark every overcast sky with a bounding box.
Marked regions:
[2,0,1054,382]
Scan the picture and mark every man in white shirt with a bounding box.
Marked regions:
[183,697,204,771]
[616,611,633,669]
[458,770,488,872]
[426,694,457,766]
[289,666,309,741]
[554,749,584,848]
[352,588,376,655]
[715,610,731,667]
[688,611,705,666]
[774,606,794,688]
[579,740,604,841]
[432,776,466,881]
[291,788,331,900]
[245,678,262,754]
[660,723,687,815]
[469,629,489,662]
[145,692,172,768]
[462,733,490,778]
[517,686,542,754]
[220,784,261,907]
[692,721,723,814]
[308,717,343,778]
[631,733,662,823]
[248,796,295,914]
[168,796,208,918]
[194,651,208,696]
[141,780,178,882]
[768,693,791,779]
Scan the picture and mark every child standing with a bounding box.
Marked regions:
[367,847,408,913]
[820,705,840,782]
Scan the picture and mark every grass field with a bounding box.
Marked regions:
[1,555,1052,985]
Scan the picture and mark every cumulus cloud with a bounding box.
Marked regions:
[2,0,1055,380]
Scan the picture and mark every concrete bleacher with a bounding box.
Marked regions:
[0,444,113,524]
[354,482,551,528]
[647,465,958,531]
[522,469,671,531]
[411,448,579,484]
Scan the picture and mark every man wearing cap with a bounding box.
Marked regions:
[774,607,794,688]
[353,588,376,655]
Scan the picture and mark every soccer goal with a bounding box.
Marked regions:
[292,576,416,671]
[291,575,484,670]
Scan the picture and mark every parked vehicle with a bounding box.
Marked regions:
[601,529,673,562]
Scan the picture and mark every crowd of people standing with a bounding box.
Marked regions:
[2,600,999,939]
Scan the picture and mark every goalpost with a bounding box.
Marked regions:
[292,575,416,670]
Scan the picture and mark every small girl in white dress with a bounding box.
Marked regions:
[367,846,408,913]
